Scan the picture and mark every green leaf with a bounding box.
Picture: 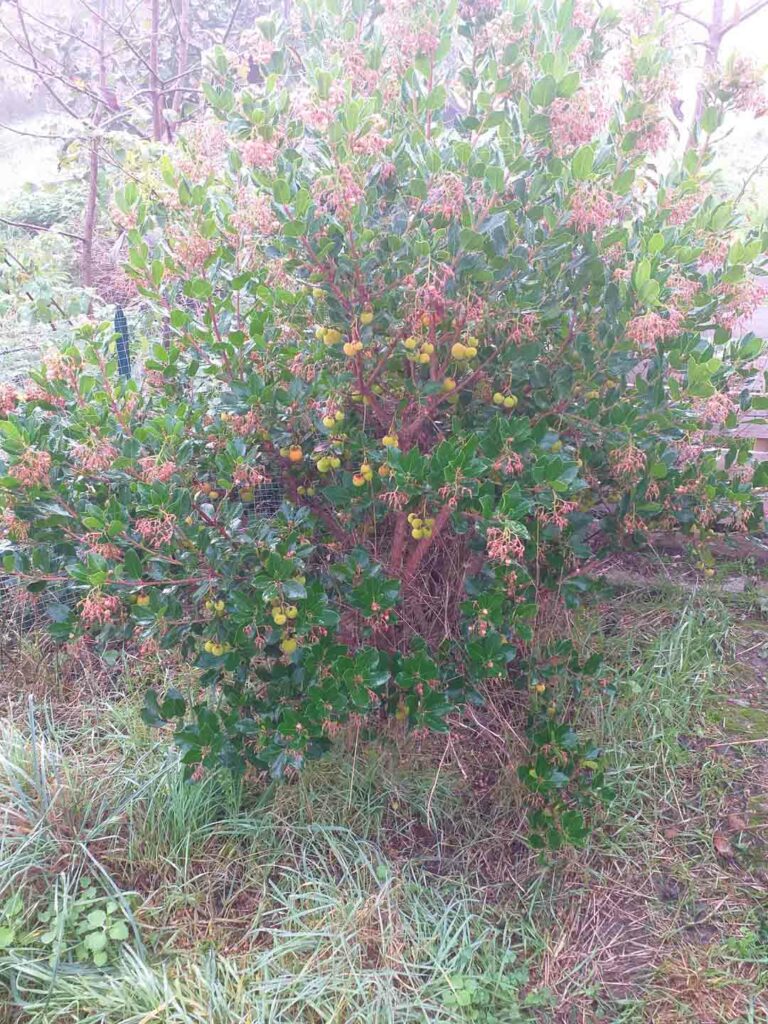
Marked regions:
[84,930,107,953]
[273,178,291,204]
[108,921,129,941]
[531,75,557,107]
[571,144,594,180]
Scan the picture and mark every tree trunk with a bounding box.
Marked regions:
[82,0,107,291]
[150,0,163,140]
[172,0,190,116]
[687,0,724,149]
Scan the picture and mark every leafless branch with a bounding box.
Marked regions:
[0,216,86,241]
[724,0,768,31]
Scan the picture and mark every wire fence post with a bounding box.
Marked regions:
[115,305,132,378]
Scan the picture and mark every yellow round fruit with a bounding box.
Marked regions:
[306,486,316,496]
[208,491,219,500]
[535,682,546,694]
[273,612,287,626]
[314,326,325,340]
[286,606,298,619]
[442,377,456,392]
[294,575,306,584]
[451,342,467,360]
[288,446,303,463]
[493,392,504,405]
[136,594,150,607]
[551,440,562,452]
[204,640,213,653]
[465,346,478,359]
[215,600,225,613]
[322,416,335,428]
[421,314,431,327]
[312,287,324,299]
[418,352,430,364]
[317,458,331,472]
[382,434,398,448]
[503,395,518,409]
[343,342,357,357]
[324,328,342,345]
[447,393,459,404]
[330,456,341,469]
[586,390,600,400]
[421,342,434,355]
[281,637,298,654]
[211,644,224,657]
[353,473,366,487]
[403,336,418,350]
[334,410,345,423]
[412,528,424,539]
[378,465,391,477]
[360,310,374,325]
[422,528,433,539]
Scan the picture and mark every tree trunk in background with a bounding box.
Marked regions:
[173,0,191,115]
[83,0,107,290]
[150,0,163,140]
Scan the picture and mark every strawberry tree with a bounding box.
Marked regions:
[2,0,766,845]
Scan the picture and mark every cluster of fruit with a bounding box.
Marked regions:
[352,462,374,486]
[451,338,479,361]
[198,481,223,500]
[407,512,435,539]
[492,392,518,410]
[403,336,434,364]
[381,434,399,448]
[316,454,342,473]
[279,445,304,463]
[204,597,226,616]
[296,484,316,496]
[315,326,342,346]
[343,339,364,357]
[271,601,298,626]
[321,410,345,429]
[203,639,229,656]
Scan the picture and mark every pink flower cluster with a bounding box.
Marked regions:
[486,527,525,565]
[291,83,345,133]
[314,165,365,215]
[549,86,609,157]
[231,189,279,238]
[610,444,646,480]
[493,453,524,475]
[83,533,122,561]
[14,449,51,487]
[381,0,439,71]
[667,274,701,309]
[81,592,121,627]
[136,514,176,547]
[167,226,217,273]
[716,277,768,333]
[233,464,266,487]
[424,173,466,220]
[664,189,703,227]
[0,384,18,417]
[177,117,228,180]
[1,509,28,541]
[72,440,119,473]
[510,313,538,344]
[139,457,177,484]
[229,410,261,436]
[626,308,685,349]
[715,55,767,114]
[536,500,577,529]
[570,184,620,235]
[698,391,734,426]
[240,135,278,170]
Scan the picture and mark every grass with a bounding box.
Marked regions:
[2,577,768,1022]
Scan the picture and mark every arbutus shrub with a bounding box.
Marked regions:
[1,0,767,846]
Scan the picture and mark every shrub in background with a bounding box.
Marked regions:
[1,0,766,845]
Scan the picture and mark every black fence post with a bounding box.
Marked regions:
[115,305,132,378]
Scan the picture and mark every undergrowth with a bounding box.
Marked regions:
[1,588,767,1022]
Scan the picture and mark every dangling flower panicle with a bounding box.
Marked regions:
[486,527,525,565]
[14,449,51,488]
[136,514,176,547]
[81,592,121,627]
